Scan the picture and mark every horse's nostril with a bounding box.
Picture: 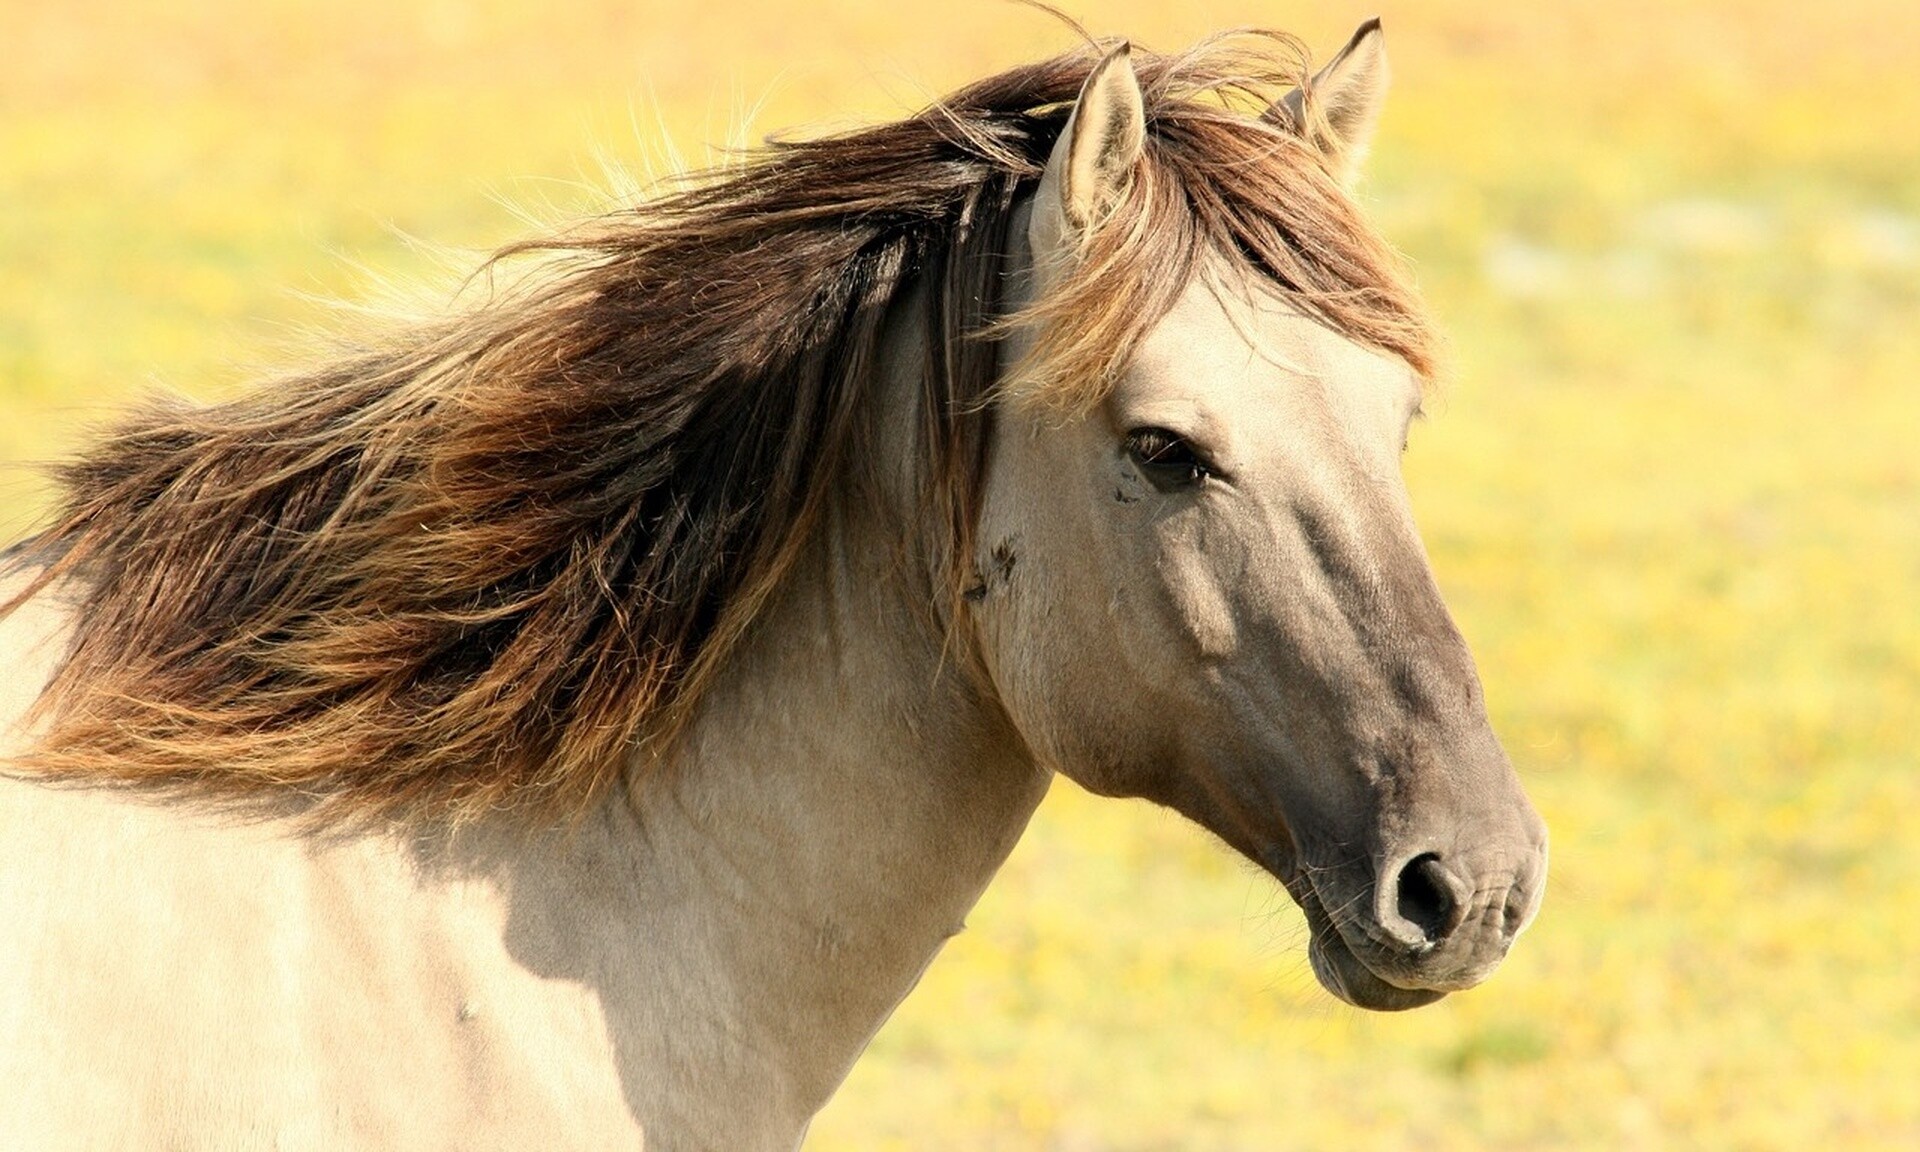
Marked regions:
[1394,853,1457,943]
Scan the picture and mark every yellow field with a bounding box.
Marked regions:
[3,1,1915,1147]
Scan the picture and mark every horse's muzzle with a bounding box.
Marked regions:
[1286,814,1549,1011]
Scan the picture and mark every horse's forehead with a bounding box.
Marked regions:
[1124,275,1419,437]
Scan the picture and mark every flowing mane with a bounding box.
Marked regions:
[2,35,1438,825]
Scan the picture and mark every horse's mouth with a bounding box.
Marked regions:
[1305,924,1446,1012]
[1285,871,1447,1013]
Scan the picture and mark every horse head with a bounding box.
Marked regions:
[974,28,1547,1010]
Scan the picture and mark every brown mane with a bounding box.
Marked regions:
[1,34,1439,826]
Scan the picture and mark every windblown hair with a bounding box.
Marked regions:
[3,34,1439,825]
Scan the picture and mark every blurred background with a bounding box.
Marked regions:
[2,1,1915,1147]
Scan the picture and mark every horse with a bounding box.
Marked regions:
[0,23,1546,1150]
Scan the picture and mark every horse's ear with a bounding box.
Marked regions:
[1031,42,1147,263]
[1267,18,1390,187]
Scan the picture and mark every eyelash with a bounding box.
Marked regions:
[1124,427,1212,490]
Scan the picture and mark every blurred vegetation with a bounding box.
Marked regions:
[2,1,1915,1148]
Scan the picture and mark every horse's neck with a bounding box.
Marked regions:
[0,292,1047,1147]
[531,309,1046,1141]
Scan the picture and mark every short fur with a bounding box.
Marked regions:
[1,35,1438,825]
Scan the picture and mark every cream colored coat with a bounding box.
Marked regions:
[0,27,1544,1150]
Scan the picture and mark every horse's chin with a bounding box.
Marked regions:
[1306,926,1448,1012]
[1279,866,1448,1012]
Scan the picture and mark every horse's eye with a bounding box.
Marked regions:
[1124,427,1211,491]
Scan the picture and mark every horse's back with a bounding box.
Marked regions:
[0,577,647,1150]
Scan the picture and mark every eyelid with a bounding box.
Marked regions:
[1124,427,1220,490]
[1126,427,1202,465]
[1112,406,1231,481]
